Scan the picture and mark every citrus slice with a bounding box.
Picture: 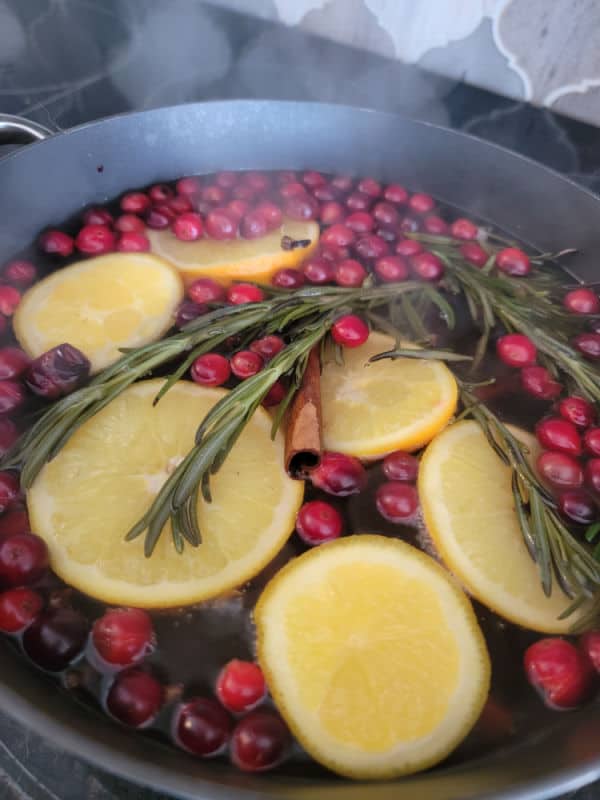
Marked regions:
[320,332,457,458]
[419,419,577,633]
[27,379,303,608]
[256,535,490,779]
[14,253,183,374]
[146,218,319,285]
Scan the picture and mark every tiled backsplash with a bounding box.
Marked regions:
[208,0,600,127]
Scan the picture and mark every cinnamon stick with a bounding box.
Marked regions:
[284,346,323,479]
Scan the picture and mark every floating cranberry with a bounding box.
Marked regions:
[460,242,488,267]
[215,171,237,189]
[357,177,381,198]
[23,608,88,672]
[191,354,230,387]
[344,211,374,234]
[383,184,409,204]
[320,201,345,226]
[312,184,336,202]
[373,202,400,228]
[563,288,600,315]
[175,301,207,329]
[320,244,350,262]
[0,509,30,538]
[255,202,283,231]
[580,632,600,673]
[496,334,537,368]
[272,268,306,289]
[202,185,228,206]
[240,211,268,240]
[585,428,600,457]
[262,380,286,408]
[279,182,306,200]
[524,638,594,709]
[83,207,113,227]
[117,232,150,252]
[301,170,325,189]
[227,200,249,221]
[250,336,285,361]
[401,215,422,233]
[0,420,18,457]
[172,212,204,242]
[0,472,21,512]
[346,192,371,212]
[521,365,562,400]
[536,418,582,456]
[174,697,232,757]
[283,195,318,221]
[331,315,369,348]
[187,278,225,305]
[334,259,367,288]
[354,234,389,260]
[321,224,356,249]
[106,669,164,727]
[374,255,408,283]
[585,459,600,494]
[176,176,202,197]
[0,532,48,587]
[396,238,423,258]
[216,659,267,713]
[148,184,173,204]
[421,215,447,235]
[231,350,263,380]
[3,260,36,287]
[376,482,419,522]
[230,711,290,773]
[205,208,238,240]
[375,226,397,243]
[495,247,531,277]
[92,608,155,668]
[382,451,419,482]
[295,500,343,546]
[227,283,264,305]
[0,348,29,380]
[408,193,435,214]
[573,332,600,360]
[0,285,21,316]
[170,197,194,217]
[145,207,172,230]
[0,381,26,415]
[311,451,367,496]
[451,218,478,240]
[39,230,75,257]
[558,489,597,524]
[537,452,583,490]
[75,224,116,255]
[0,587,43,633]
[120,192,151,214]
[231,184,255,202]
[25,344,91,400]
[243,172,271,193]
[331,175,353,193]
[302,257,334,285]
[411,251,444,281]
[559,396,595,429]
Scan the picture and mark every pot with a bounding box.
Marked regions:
[0,101,599,800]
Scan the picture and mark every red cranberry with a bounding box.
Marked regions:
[296,500,343,545]
[524,638,594,709]
[254,202,283,231]
[496,248,531,277]
[231,184,255,202]
[312,184,336,202]
[320,224,356,249]
[276,171,297,186]
[521,365,562,400]
[357,177,381,198]
[262,380,286,408]
[230,711,290,772]
[311,451,367,496]
[585,428,600,456]
[206,208,238,240]
[0,532,48,586]
[564,288,600,315]
[168,195,194,215]
[354,234,389,260]
[0,285,21,316]
[320,201,345,226]
[83,207,113,227]
[187,278,225,305]
[241,211,268,240]
[460,242,489,267]
[496,334,537,368]
[191,354,230,387]
[25,344,91,400]
[283,195,318,221]
[373,202,400,228]
[215,171,237,189]
[176,301,207,329]
[23,608,88,672]
[345,212,375,234]
[279,182,306,199]
[106,669,164,727]
[0,381,26,415]
[272,268,305,289]
[536,418,582,456]
[0,472,21,512]
[3,260,36,287]
[302,170,326,189]
[559,396,596,429]
[400,215,421,235]
[302,257,334,285]
[174,697,232,756]
[334,259,366,288]
[320,244,350,262]
[148,184,173,204]
[117,232,150,252]
[573,332,600,360]
[216,659,267,713]
[231,350,263,379]
[227,200,249,221]
[382,451,419,482]
[243,172,271,193]
[145,208,172,230]
[580,632,600,673]
[0,509,30,538]
[250,336,285,361]
[120,192,150,214]
[408,193,435,215]
[537,451,583,490]
[346,192,371,212]
[331,175,353,193]
[374,255,408,283]
[172,212,204,242]
[176,176,202,197]
[422,215,448,235]
[376,482,419,522]
[202,185,228,206]
[92,608,154,668]
[585,459,600,493]
[0,420,18,457]
[375,226,397,243]
[558,490,597,524]
[331,315,369,348]
[411,251,444,281]
[396,238,423,258]
[0,587,43,633]
[227,283,264,305]
[0,348,29,380]
[451,218,478,240]
[383,184,409,204]
[75,224,116,255]
[39,230,75,257]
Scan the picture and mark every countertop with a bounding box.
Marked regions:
[2,1,600,798]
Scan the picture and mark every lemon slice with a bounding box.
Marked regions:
[419,420,577,633]
[14,253,183,374]
[147,218,319,285]
[320,332,457,458]
[256,535,490,779]
[27,380,303,608]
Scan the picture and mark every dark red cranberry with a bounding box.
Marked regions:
[536,418,582,456]
[39,230,75,257]
[0,587,43,633]
[451,218,478,240]
[460,242,488,267]
[145,208,172,230]
[331,315,369,348]
[400,216,421,235]
[250,336,285,361]
[580,632,600,673]
[3,260,36,287]
[373,202,400,228]
[496,334,537,368]
[357,177,381,198]
[521,366,562,400]
[311,451,367,496]
[216,659,267,713]
[202,185,228,206]
[227,284,264,305]
[120,192,151,214]
[272,268,305,289]
[230,711,290,772]
[345,211,375,234]
[302,257,334,285]
[312,184,336,202]
[0,347,29,380]
[396,238,423,258]
[585,428,600,457]
[422,215,448,235]
[0,472,21,512]
[283,195,318,221]
[23,608,88,672]
[75,224,116,255]
[25,344,91,400]
[215,171,237,189]
[320,244,350,262]
[321,224,356,249]
[187,278,225,305]
[227,200,249,221]
[241,211,268,240]
[172,212,204,242]
[334,259,367,288]
[276,171,297,186]
[374,255,409,283]
[376,482,419,522]
[331,175,354,193]
[302,170,326,189]
[573,332,600,360]
[354,234,389,260]
[170,197,194,217]
[295,500,343,545]
[320,201,345,226]
[262,380,286,407]
[383,184,409,204]
[564,288,600,315]
[375,226,397,243]
[559,396,596,429]
[345,192,371,212]
[191,354,230,387]
[175,300,207,329]
[92,608,154,668]
[117,232,150,252]
[148,184,173,204]
[0,420,18,457]
[408,193,435,214]
[524,638,594,709]
[0,532,48,586]
[231,184,255,202]
[205,208,238,240]
[537,451,583,490]
[0,381,26,415]
[495,248,531,277]
[411,251,444,281]
[585,459,600,493]
[0,285,20,316]
[174,697,232,756]
[0,509,30,538]
[279,182,306,200]
[243,172,271,193]
[83,207,113,227]
[254,202,283,231]
[176,176,202,197]
[558,490,597,524]
[231,350,263,380]
[382,451,419,482]
[106,669,164,727]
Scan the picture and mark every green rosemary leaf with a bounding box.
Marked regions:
[400,294,427,341]
[170,514,185,554]
[530,491,553,597]
[586,521,600,543]
[422,286,456,329]
[369,348,472,363]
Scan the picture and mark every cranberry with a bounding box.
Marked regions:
[174,697,232,756]
[172,212,204,242]
[383,184,409,204]
[376,482,419,522]
[580,632,600,673]
[231,350,263,379]
[0,420,18,457]
[564,288,600,315]
[25,344,91,400]
[422,215,448,235]
[521,365,562,400]
[175,300,207,329]
[460,242,488,267]
[301,170,325,189]
[536,418,582,457]
[120,192,151,214]
[411,251,444,281]
[495,248,531,277]
[216,659,267,713]
[346,192,371,212]
[0,348,29,380]
[230,711,290,772]
[227,284,264,305]
[537,451,583,490]
[117,232,150,252]
[169,194,194,213]
[0,472,21,512]
[451,218,478,240]
[92,608,154,668]
[334,259,367,288]
[83,207,113,227]
[408,193,435,215]
[345,212,375,234]
[0,381,26,415]
[39,230,74,257]
[227,200,249,221]
[320,201,345,226]
[254,202,283,231]
[375,226,397,243]
[524,638,594,709]
[3,260,36,287]
[0,532,48,587]
[191,354,230,387]
[283,195,318,221]
[496,334,537,368]
[0,285,21,316]
[357,177,381,198]
[215,171,237,189]
[272,268,305,289]
[302,257,334,285]
[559,396,596,429]
[354,234,389,260]
[0,587,43,633]
[187,278,226,305]
[585,459,600,493]
[331,315,369,348]
[205,208,238,240]
[573,332,600,360]
[148,184,173,204]
[262,380,286,407]
[585,428,600,456]
[311,451,367,496]
[75,224,116,255]
[320,244,350,262]
[250,336,285,361]
[23,608,88,672]
[241,211,268,240]
[374,255,409,283]
[321,224,356,249]
[176,176,202,197]
[382,451,419,482]
[331,175,353,193]
[0,509,30,538]
[243,172,271,193]
[106,669,164,727]
[312,185,336,203]
[558,490,597,524]
[295,500,343,545]
[373,203,400,228]
[231,184,255,202]
[145,208,172,230]
[279,182,306,199]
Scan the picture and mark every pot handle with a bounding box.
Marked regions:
[0,114,54,146]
